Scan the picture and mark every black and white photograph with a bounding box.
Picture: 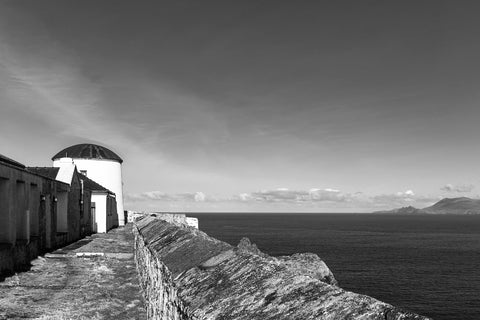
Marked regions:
[0,1,479,319]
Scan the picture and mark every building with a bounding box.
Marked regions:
[80,174,117,233]
[28,164,96,242]
[52,144,125,226]
[0,154,73,276]
[1,144,124,277]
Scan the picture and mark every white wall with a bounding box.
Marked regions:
[91,194,107,233]
[186,217,199,229]
[54,158,124,226]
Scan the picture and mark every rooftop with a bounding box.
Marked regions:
[26,167,60,180]
[52,144,123,163]
[0,154,26,169]
[79,173,115,195]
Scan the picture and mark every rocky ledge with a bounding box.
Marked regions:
[134,215,430,320]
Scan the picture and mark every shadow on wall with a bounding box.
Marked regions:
[0,154,95,278]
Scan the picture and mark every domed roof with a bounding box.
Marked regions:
[52,144,123,163]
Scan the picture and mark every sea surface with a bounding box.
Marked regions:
[187,213,480,320]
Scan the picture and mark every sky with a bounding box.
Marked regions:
[1,0,480,212]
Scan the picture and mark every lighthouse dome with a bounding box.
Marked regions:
[52,144,123,163]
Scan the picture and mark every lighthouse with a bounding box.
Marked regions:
[52,143,125,226]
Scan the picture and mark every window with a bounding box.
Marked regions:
[80,170,87,176]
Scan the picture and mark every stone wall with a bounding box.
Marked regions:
[134,215,431,320]
[128,211,199,229]
[0,161,71,277]
[0,238,39,278]
[133,223,190,319]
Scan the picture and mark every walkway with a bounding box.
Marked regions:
[0,225,146,320]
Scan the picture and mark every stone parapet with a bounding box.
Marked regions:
[128,212,198,229]
[134,216,430,320]
[133,224,190,319]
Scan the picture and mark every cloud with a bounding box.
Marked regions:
[194,192,206,202]
[440,184,474,193]
[237,193,252,201]
[250,188,308,202]
[129,187,355,205]
[125,191,208,202]
[240,188,357,203]
[308,188,347,202]
[0,15,155,165]
[125,187,441,212]
[372,190,438,207]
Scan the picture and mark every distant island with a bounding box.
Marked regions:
[374,197,480,215]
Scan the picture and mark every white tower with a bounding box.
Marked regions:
[52,144,125,226]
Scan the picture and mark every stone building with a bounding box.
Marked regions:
[0,154,70,276]
[28,164,94,243]
[1,144,123,277]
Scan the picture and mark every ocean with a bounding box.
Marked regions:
[188,213,480,320]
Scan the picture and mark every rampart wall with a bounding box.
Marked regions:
[133,214,430,320]
[133,224,189,319]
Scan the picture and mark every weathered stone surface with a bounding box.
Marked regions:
[277,253,338,286]
[134,216,430,320]
[236,237,267,257]
[0,225,146,320]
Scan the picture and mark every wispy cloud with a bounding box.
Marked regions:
[124,185,452,212]
[125,191,207,202]
[440,184,474,193]
[1,45,127,145]
[243,188,354,203]
[249,188,309,202]
[126,188,356,205]
[372,190,439,208]
[4,1,480,214]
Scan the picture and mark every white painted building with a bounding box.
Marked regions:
[75,171,117,233]
[52,144,125,226]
